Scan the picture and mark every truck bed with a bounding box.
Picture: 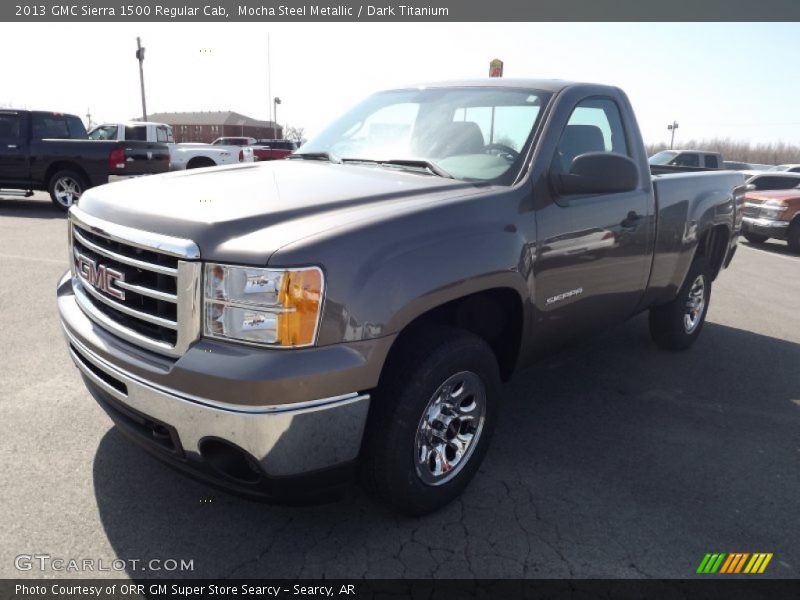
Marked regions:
[646,170,745,304]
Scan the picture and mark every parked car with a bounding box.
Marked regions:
[210,136,298,161]
[768,164,800,173]
[0,110,170,210]
[58,79,745,514]
[745,172,800,191]
[649,150,724,169]
[90,122,254,170]
[253,139,299,161]
[741,188,800,252]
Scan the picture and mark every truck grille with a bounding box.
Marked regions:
[743,202,762,218]
[69,208,201,358]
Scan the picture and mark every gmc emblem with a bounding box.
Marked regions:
[76,253,126,301]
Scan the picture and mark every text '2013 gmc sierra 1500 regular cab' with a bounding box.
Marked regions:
[57,80,745,514]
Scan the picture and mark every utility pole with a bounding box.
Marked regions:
[273,97,281,137]
[136,37,147,121]
[267,33,272,124]
[668,121,679,150]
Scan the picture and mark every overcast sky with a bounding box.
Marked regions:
[2,22,798,145]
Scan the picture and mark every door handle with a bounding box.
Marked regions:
[7,144,17,149]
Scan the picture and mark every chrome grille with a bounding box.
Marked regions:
[68,207,202,358]
[743,202,762,218]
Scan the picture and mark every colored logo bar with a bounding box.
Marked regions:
[697,553,773,574]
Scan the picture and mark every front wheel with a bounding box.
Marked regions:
[48,170,86,211]
[649,255,712,351]
[361,327,500,515]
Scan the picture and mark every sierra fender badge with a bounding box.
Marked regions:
[546,287,583,305]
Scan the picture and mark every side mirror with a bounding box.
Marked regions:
[556,152,639,195]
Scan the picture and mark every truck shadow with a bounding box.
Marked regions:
[91,316,800,579]
[0,197,64,219]
[739,238,799,259]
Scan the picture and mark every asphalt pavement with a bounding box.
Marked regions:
[1,193,798,579]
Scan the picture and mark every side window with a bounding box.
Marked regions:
[0,113,21,142]
[673,153,699,167]
[556,97,629,172]
[88,125,118,140]
[705,154,719,168]
[124,126,148,141]
[156,127,171,143]
[32,114,70,139]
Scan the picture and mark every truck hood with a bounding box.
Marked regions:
[76,160,481,264]
[745,189,800,204]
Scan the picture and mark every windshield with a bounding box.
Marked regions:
[648,151,678,165]
[88,125,118,140]
[297,87,550,183]
[769,165,791,171]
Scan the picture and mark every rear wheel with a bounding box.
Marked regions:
[361,327,500,515]
[743,232,769,244]
[48,170,86,211]
[649,255,712,351]
[186,157,216,169]
[787,220,800,254]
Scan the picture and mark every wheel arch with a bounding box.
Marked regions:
[378,286,526,384]
[45,162,90,188]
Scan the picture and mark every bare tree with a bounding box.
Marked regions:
[646,138,800,165]
[284,125,305,143]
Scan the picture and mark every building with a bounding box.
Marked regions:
[144,111,281,143]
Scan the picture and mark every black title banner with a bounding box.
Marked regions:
[4,579,800,600]
[4,0,800,21]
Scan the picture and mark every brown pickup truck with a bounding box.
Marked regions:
[741,188,800,253]
[58,79,746,515]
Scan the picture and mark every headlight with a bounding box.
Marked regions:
[760,202,787,220]
[204,264,324,347]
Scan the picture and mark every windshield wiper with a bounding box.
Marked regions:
[288,151,342,164]
[341,158,453,179]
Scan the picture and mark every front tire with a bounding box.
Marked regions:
[361,327,501,515]
[787,220,800,254]
[48,170,86,211]
[743,232,769,244]
[649,255,712,351]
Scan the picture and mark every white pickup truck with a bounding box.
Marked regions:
[88,122,255,170]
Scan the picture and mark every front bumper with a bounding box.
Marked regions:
[742,216,790,240]
[57,272,384,497]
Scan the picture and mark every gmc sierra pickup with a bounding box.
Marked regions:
[57,79,745,514]
[0,110,170,210]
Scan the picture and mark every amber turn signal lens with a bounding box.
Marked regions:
[277,269,323,346]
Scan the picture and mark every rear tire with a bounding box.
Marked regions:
[361,327,501,515]
[743,232,769,244]
[649,255,712,351]
[787,220,800,254]
[48,170,86,211]
[186,157,216,169]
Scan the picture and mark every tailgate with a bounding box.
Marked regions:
[117,142,171,175]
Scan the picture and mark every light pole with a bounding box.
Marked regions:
[668,121,679,150]
[273,97,281,137]
[136,37,147,121]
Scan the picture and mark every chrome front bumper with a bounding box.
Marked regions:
[742,216,790,238]
[65,325,370,478]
